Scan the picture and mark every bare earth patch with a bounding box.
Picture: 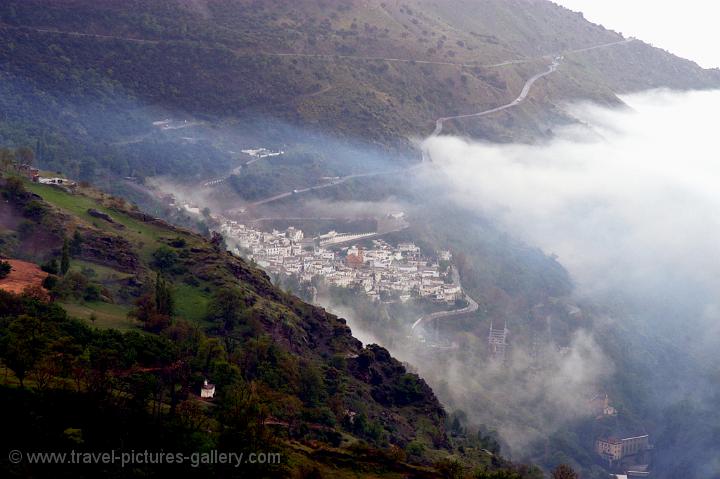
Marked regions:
[0,259,48,295]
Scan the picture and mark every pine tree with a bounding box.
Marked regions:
[60,238,70,275]
[70,230,83,256]
[154,272,174,317]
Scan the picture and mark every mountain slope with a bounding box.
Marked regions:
[2,173,514,477]
[1,0,719,184]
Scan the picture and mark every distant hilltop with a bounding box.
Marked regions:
[2,0,719,167]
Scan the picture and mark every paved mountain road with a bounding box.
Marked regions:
[430,38,634,136]
[249,170,386,207]
[411,293,479,331]
[432,57,560,136]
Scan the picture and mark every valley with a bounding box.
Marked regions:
[2,1,720,478]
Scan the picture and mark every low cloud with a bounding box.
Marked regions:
[421,89,720,355]
[437,330,612,452]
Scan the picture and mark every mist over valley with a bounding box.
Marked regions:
[1,1,719,478]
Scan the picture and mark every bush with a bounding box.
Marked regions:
[83,284,102,302]
[0,260,11,279]
[302,406,336,427]
[81,267,97,278]
[298,362,326,407]
[435,458,464,479]
[42,274,58,290]
[70,230,83,256]
[552,465,578,479]
[52,271,89,300]
[23,200,46,220]
[406,440,426,457]
[169,237,186,248]
[393,374,424,405]
[41,259,59,275]
[152,246,177,271]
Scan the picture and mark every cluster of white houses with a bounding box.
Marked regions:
[219,220,461,304]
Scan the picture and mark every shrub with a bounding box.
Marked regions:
[41,258,59,275]
[0,260,11,279]
[42,274,58,290]
[152,246,178,271]
[406,440,426,457]
[169,237,186,248]
[23,200,46,220]
[83,284,102,302]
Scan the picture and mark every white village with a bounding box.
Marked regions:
[218,219,464,305]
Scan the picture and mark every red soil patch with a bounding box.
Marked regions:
[0,259,49,295]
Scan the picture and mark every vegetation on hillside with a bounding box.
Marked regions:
[0,170,562,477]
[2,0,719,190]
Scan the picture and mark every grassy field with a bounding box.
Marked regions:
[68,259,134,281]
[23,181,216,326]
[61,284,212,329]
[60,301,135,330]
[24,182,169,260]
[173,282,211,324]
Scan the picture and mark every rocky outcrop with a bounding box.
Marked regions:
[79,231,140,272]
[87,208,123,228]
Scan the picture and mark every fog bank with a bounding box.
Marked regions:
[422,89,720,356]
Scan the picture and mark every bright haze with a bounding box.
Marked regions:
[422,89,720,357]
[555,0,720,68]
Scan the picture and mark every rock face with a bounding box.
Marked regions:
[87,208,123,228]
[79,230,139,272]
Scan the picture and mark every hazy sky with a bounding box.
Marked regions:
[554,0,720,69]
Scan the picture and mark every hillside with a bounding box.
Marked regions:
[2,2,720,477]
[0,171,551,477]
[1,0,719,185]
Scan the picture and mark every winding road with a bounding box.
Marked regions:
[412,268,479,331]
[202,162,245,188]
[47,24,628,203]
[260,51,529,69]
[7,23,635,142]
[411,294,479,331]
[258,38,634,71]
[248,170,389,207]
[432,57,560,136]
[430,38,635,136]
[3,24,632,72]
[0,24,161,44]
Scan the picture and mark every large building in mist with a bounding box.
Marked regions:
[487,322,509,362]
[595,434,650,463]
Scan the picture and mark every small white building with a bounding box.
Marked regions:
[201,379,215,399]
[286,227,304,242]
[398,242,420,254]
[438,250,452,261]
[38,177,76,187]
